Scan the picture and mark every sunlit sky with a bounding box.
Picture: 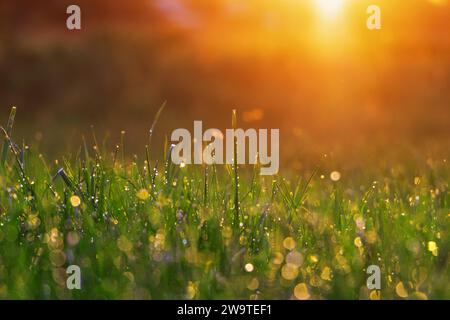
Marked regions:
[2,0,449,150]
[166,0,448,60]
[315,0,345,18]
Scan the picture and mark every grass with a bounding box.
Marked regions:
[0,107,448,300]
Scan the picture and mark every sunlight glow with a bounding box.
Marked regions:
[315,0,344,18]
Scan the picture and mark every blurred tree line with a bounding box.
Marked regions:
[0,0,448,156]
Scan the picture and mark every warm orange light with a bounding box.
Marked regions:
[315,0,344,18]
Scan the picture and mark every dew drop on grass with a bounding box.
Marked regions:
[281,263,298,280]
[70,195,81,207]
[427,241,438,256]
[411,291,428,300]
[271,252,284,265]
[354,237,363,248]
[369,290,381,300]
[286,251,303,267]
[395,281,408,298]
[309,254,319,263]
[320,266,332,281]
[136,188,150,201]
[247,278,259,291]
[293,283,310,300]
[283,237,296,250]
[186,281,197,299]
[117,235,133,252]
[66,231,80,246]
[330,171,341,182]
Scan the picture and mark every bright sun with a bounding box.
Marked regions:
[315,0,344,18]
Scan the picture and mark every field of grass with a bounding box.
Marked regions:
[0,107,448,300]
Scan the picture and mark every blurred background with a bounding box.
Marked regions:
[0,0,449,166]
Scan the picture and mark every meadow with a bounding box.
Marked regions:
[0,106,448,300]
